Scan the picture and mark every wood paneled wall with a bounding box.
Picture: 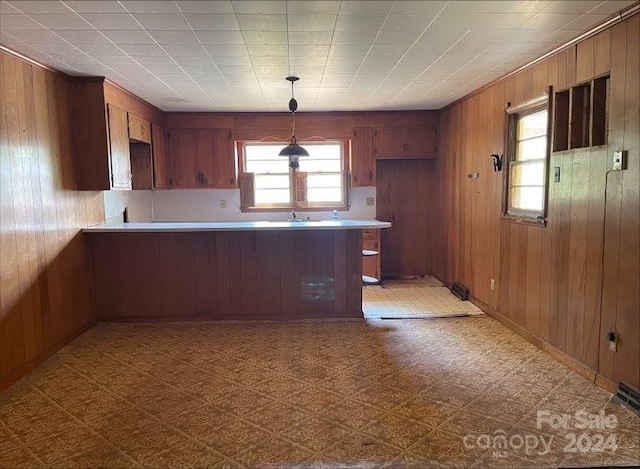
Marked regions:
[164,110,438,142]
[433,15,639,390]
[0,51,104,390]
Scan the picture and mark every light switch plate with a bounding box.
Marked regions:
[220,199,227,208]
[613,151,626,171]
[366,197,375,207]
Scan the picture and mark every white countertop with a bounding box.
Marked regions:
[83,220,391,233]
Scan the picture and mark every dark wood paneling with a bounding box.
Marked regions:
[376,159,431,278]
[89,230,364,321]
[434,15,640,389]
[0,51,104,390]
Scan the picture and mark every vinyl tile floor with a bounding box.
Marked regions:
[1,317,638,468]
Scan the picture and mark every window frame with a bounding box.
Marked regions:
[503,89,553,225]
[237,138,350,212]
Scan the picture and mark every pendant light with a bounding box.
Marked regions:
[279,75,309,170]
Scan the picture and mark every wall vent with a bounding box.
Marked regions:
[612,382,640,417]
[451,282,469,301]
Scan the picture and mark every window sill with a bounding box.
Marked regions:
[501,214,546,227]
[241,205,349,213]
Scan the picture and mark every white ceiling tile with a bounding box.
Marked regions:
[143,64,186,75]
[329,45,370,57]
[369,44,410,56]
[133,14,191,31]
[184,14,240,30]
[463,29,510,44]
[214,55,253,65]
[64,1,128,14]
[91,55,139,65]
[118,43,168,56]
[287,14,337,31]
[331,30,378,45]
[231,1,285,14]
[391,1,447,15]
[541,1,604,14]
[4,28,66,43]
[203,44,249,56]
[102,29,155,44]
[444,1,548,14]
[428,12,484,30]
[288,31,333,45]
[161,44,208,57]
[562,14,611,30]
[75,43,127,55]
[236,14,286,31]
[587,0,637,15]
[5,1,71,14]
[80,13,141,30]
[176,1,235,14]
[133,54,176,65]
[27,13,93,29]
[149,30,200,45]
[339,1,394,15]
[241,30,287,45]
[55,29,112,44]
[195,30,244,44]
[289,45,329,57]
[375,30,423,45]
[335,15,387,31]
[246,44,287,56]
[474,13,536,29]
[248,55,287,65]
[323,62,361,74]
[382,15,436,31]
[288,1,341,14]
[0,13,44,29]
[120,1,181,14]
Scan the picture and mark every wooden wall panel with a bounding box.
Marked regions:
[0,51,104,390]
[434,15,639,389]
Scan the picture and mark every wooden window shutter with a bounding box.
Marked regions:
[294,172,308,208]
[240,172,255,208]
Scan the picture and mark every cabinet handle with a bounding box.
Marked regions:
[230,177,234,185]
[368,170,372,181]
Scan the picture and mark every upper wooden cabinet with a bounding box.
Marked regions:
[373,126,438,159]
[69,78,165,190]
[168,128,236,189]
[151,123,170,189]
[106,104,133,190]
[128,113,151,144]
[350,127,375,187]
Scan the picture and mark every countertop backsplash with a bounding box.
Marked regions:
[125,187,376,223]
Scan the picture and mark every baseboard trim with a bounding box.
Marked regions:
[0,320,96,393]
[467,294,617,394]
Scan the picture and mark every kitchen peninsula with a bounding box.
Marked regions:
[84,220,390,321]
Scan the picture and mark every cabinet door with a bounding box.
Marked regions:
[168,128,200,188]
[404,126,437,158]
[107,104,132,189]
[128,113,151,143]
[151,123,170,189]
[351,127,374,186]
[374,127,406,158]
[199,129,236,188]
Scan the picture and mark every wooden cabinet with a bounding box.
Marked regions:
[168,128,236,189]
[151,123,170,189]
[128,113,151,144]
[374,126,437,159]
[70,79,163,190]
[106,104,132,190]
[351,127,375,186]
[362,229,381,282]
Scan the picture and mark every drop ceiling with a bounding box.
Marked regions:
[0,0,636,112]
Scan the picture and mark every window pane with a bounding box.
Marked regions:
[246,159,290,173]
[302,144,342,159]
[254,174,290,189]
[245,144,286,160]
[299,159,342,172]
[518,110,547,139]
[510,186,544,212]
[510,161,545,186]
[308,188,343,203]
[517,136,547,161]
[307,173,342,188]
[255,188,290,205]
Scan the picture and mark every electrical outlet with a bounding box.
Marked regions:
[609,339,617,352]
[366,197,375,207]
[612,151,626,171]
[220,199,227,208]
[607,330,618,352]
[490,279,495,291]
